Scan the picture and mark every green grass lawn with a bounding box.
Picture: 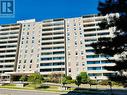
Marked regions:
[0,83,126,95]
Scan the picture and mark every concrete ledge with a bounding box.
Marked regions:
[16,84,24,88]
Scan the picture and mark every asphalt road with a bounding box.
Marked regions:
[0,88,127,95]
[0,88,62,95]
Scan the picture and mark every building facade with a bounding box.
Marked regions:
[16,19,42,73]
[65,17,86,79]
[82,14,115,80]
[0,14,117,80]
[40,18,66,75]
[0,24,21,81]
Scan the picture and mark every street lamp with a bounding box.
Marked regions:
[108,81,112,94]
[95,76,97,90]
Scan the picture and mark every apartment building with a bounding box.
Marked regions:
[64,14,116,79]
[16,19,42,73]
[65,17,86,79]
[82,14,116,80]
[40,18,66,75]
[0,24,21,80]
[0,14,118,80]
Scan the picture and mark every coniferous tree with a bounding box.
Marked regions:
[91,0,127,83]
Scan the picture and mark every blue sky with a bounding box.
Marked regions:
[0,0,99,24]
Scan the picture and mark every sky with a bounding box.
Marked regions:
[0,0,99,24]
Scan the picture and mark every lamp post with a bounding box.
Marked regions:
[108,82,112,94]
[95,76,97,90]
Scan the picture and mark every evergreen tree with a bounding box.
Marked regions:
[91,0,127,83]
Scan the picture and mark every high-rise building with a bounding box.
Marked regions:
[65,14,115,79]
[16,19,42,73]
[0,14,118,81]
[82,14,115,80]
[40,18,66,75]
[0,24,21,79]
[65,17,86,79]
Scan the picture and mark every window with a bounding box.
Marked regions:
[53,46,64,49]
[86,55,99,58]
[30,60,32,63]
[32,40,34,43]
[75,52,78,55]
[88,73,102,76]
[84,33,96,37]
[25,50,27,53]
[53,51,64,54]
[67,32,70,36]
[88,67,101,70]
[75,41,77,45]
[100,55,111,58]
[41,52,52,55]
[85,44,91,47]
[24,60,26,63]
[84,28,96,32]
[68,51,70,55]
[31,49,33,53]
[41,47,52,50]
[53,57,64,60]
[54,27,64,30]
[40,63,52,66]
[80,41,83,44]
[69,68,71,72]
[84,24,95,27]
[53,62,64,66]
[18,65,20,69]
[103,73,115,76]
[86,49,95,52]
[76,62,79,66]
[37,64,39,68]
[41,57,52,61]
[26,40,28,43]
[87,61,100,64]
[27,32,29,35]
[53,37,64,40]
[19,60,21,63]
[85,39,97,42]
[42,42,52,45]
[101,60,112,64]
[98,32,109,36]
[53,42,64,44]
[29,65,32,68]
[23,65,25,69]
[40,69,52,72]
[81,51,84,55]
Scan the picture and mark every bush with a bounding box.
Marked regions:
[99,80,109,85]
[89,80,97,85]
[46,73,64,83]
[98,80,122,86]
[111,81,122,86]
[28,73,44,89]
[79,72,90,84]
[62,76,73,85]
[75,75,82,87]
[19,75,27,82]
